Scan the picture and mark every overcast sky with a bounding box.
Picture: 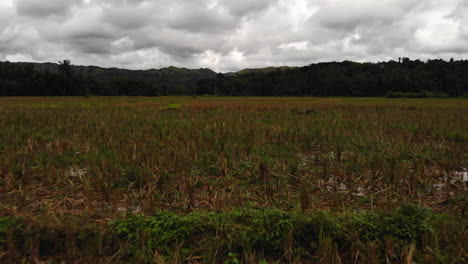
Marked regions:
[1,0,467,72]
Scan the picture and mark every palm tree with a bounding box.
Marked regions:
[58,59,71,95]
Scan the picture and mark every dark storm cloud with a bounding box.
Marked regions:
[220,0,276,18]
[14,0,82,17]
[100,1,154,29]
[167,5,237,34]
[309,0,420,30]
[2,0,468,71]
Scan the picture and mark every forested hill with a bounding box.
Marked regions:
[1,58,468,97]
[0,61,217,96]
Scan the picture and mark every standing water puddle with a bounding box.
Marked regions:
[67,167,87,177]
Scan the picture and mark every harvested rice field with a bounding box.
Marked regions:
[0,96,467,263]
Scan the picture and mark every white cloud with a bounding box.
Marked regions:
[279,41,309,51]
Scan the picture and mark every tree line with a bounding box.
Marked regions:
[1,58,467,97]
[199,58,468,97]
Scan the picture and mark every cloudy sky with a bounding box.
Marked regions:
[1,0,467,72]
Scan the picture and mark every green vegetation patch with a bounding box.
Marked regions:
[1,206,465,263]
[167,103,181,109]
[160,103,182,110]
